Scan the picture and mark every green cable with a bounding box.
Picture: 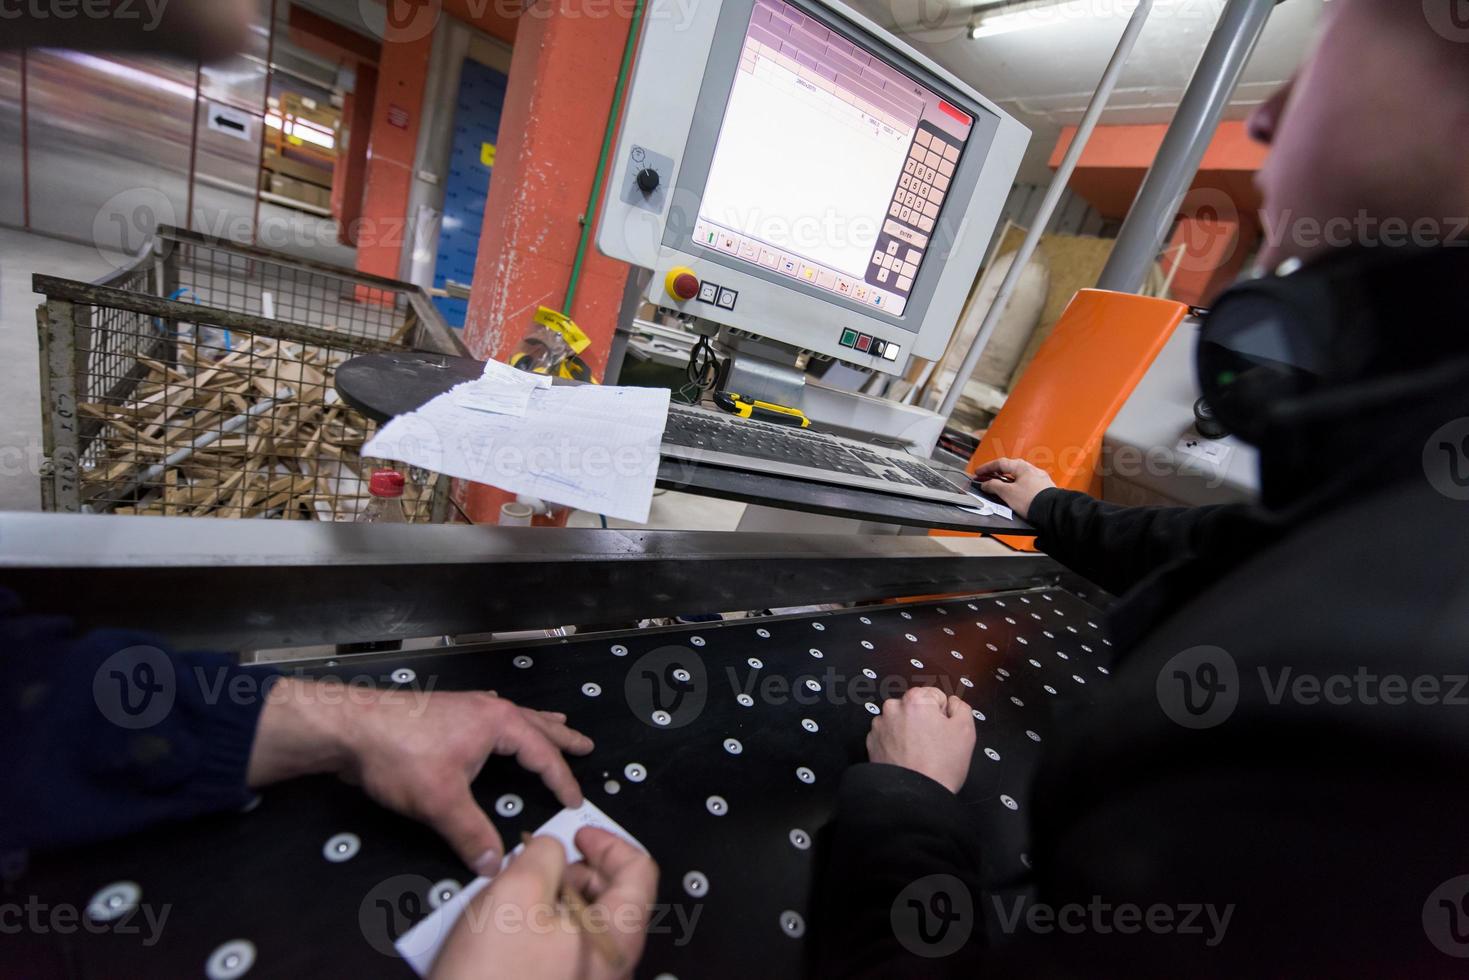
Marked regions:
[562,0,647,317]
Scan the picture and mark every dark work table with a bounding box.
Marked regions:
[335,351,1035,535]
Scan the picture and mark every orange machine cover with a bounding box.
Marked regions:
[942,288,1188,547]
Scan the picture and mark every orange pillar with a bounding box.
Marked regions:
[333,63,377,248]
[458,0,636,524]
[355,31,434,280]
[1161,215,1258,307]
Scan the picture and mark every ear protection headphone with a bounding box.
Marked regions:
[1196,245,1469,445]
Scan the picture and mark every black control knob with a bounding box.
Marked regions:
[1193,397,1228,440]
[635,168,660,194]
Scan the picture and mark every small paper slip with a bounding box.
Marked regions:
[453,360,553,417]
[958,488,1015,520]
[481,357,552,389]
[363,382,672,523]
[453,381,534,417]
[395,801,646,977]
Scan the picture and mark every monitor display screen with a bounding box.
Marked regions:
[692,0,975,318]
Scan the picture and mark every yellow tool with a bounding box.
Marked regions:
[713,392,811,428]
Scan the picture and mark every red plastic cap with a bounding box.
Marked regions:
[672,272,699,300]
[369,470,406,498]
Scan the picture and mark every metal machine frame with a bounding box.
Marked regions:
[0,514,1064,651]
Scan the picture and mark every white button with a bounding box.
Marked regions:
[496,794,523,817]
[86,881,140,923]
[780,910,807,937]
[789,828,812,850]
[796,767,815,784]
[428,879,462,910]
[625,763,647,782]
[706,795,728,816]
[323,833,361,863]
[724,738,743,755]
[205,940,256,980]
[683,870,709,896]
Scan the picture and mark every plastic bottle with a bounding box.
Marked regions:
[361,470,408,523]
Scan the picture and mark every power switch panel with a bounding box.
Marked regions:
[619,144,675,214]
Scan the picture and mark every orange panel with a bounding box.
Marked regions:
[940,289,1187,548]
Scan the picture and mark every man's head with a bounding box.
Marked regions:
[1249,0,1469,271]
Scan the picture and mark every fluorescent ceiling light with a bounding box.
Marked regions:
[968,0,1071,39]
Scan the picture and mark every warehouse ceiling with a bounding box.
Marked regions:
[845,0,1330,179]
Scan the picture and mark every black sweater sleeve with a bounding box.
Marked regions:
[0,588,280,852]
[1027,488,1250,597]
[813,764,987,978]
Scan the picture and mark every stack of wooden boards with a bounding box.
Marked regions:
[77,335,432,521]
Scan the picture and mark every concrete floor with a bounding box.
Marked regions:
[568,490,746,531]
[0,228,131,511]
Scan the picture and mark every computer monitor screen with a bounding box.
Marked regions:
[691,0,975,319]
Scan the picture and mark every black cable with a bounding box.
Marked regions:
[686,334,720,393]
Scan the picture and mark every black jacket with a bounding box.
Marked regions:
[817,251,1469,976]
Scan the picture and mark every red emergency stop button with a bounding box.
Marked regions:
[665,266,700,301]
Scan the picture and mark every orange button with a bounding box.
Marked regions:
[665,266,700,301]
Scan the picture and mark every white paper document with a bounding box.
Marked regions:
[395,801,646,977]
[363,379,671,523]
[959,488,1015,520]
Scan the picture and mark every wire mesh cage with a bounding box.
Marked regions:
[144,226,471,354]
[37,276,443,522]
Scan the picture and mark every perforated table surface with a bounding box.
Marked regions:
[13,587,1113,979]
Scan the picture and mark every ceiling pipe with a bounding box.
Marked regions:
[935,0,1154,421]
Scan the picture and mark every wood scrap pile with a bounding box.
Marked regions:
[76,335,432,521]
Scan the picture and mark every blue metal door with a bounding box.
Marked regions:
[434,59,509,328]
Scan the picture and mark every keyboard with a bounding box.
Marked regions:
[660,403,975,506]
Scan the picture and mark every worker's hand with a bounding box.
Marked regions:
[867,687,975,795]
[430,828,658,980]
[247,679,593,873]
[971,457,1055,520]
